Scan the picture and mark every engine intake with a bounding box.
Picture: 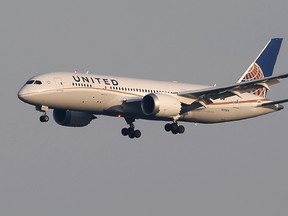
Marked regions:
[53,109,96,127]
[141,93,181,118]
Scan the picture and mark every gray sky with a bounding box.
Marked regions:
[1,1,288,215]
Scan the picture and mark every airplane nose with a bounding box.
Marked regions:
[18,84,46,105]
[17,86,31,103]
[18,88,26,102]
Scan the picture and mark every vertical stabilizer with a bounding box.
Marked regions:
[237,38,282,97]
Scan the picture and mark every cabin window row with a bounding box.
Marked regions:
[72,83,92,88]
[71,82,172,94]
[108,86,172,94]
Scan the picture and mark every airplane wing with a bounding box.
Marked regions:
[178,73,288,100]
[178,73,288,114]
[108,74,288,116]
[259,99,288,106]
[103,97,143,116]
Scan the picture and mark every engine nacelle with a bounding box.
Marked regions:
[53,109,96,127]
[141,93,181,118]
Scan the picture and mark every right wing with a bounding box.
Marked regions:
[178,73,288,114]
[259,99,288,106]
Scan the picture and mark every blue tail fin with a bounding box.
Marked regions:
[237,38,283,97]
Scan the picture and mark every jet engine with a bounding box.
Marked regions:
[53,109,96,127]
[141,93,181,118]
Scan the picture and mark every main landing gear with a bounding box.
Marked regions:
[121,117,141,139]
[164,122,185,135]
[120,117,186,138]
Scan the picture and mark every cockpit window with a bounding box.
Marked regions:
[25,80,42,85]
[26,80,34,84]
[34,80,42,85]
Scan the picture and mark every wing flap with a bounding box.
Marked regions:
[180,101,206,114]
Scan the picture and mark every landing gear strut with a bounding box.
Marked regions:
[121,117,141,139]
[164,122,185,135]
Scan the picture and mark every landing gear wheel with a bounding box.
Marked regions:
[128,132,135,139]
[165,123,172,132]
[121,128,129,136]
[178,125,185,134]
[40,115,49,122]
[171,123,179,134]
[134,130,141,138]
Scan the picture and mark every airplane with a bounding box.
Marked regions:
[18,38,288,139]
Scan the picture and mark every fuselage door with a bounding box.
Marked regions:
[233,99,239,109]
[54,78,64,91]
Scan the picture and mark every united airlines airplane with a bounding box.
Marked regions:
[18,38,288,138]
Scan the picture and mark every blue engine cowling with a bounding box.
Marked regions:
[53,109,96,127]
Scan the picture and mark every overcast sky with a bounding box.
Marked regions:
[1,1,288,215]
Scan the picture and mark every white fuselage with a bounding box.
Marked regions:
[18,71,277,124]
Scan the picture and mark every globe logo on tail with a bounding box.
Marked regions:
[241,63,266,97]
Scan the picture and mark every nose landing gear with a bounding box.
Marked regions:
[36,105,49,123]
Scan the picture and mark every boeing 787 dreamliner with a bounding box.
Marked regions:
[18,38,288,138]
